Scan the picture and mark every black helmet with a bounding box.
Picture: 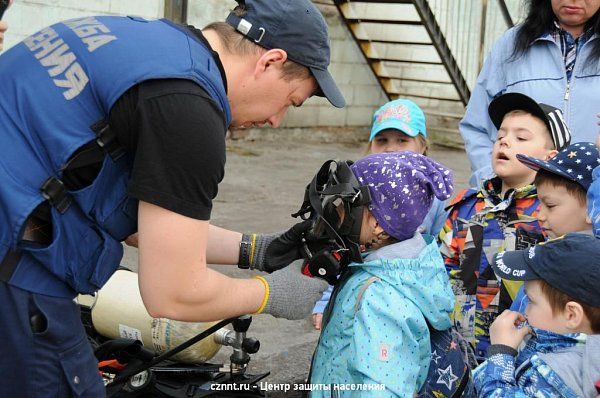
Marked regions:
[292,160,371,284]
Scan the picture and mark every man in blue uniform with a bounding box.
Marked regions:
[0,1,342,396]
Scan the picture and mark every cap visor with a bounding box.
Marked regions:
[516,154,544,172]
[488,93,547,130]
[370,121,419,141]
[516,154,576,182]
[311,67,346,108]
[491,249,539,281]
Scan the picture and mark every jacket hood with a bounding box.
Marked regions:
[355,233,454,330]
[523,329,600,397]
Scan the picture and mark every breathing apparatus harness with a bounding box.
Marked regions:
[292,160,371,285]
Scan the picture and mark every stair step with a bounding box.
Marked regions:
[390,93,463,102]
[335,0,413,3]
[358,38,433,45]
[361,42,441,64]
[349,22,430,43]
[338,2,419,21]
[345,18,423,25]
[424,110,464,119]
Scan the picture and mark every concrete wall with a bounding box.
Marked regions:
[1,0,164,51]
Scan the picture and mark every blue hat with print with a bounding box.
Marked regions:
[588,166,600,238]
[350,152,453,241]
[369,99,427,142]
[491,233,600,307]
[517,142,600,190]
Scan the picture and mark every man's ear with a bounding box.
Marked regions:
[544,149,559,160]
[254,48,288,77]
[563,301,587,331]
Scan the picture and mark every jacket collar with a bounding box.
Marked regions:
[477,175,538,204]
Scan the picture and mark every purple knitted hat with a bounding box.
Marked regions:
[350,152,454,241]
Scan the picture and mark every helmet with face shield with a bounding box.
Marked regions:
[292,159,371,284]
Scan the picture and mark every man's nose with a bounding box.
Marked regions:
[267,108,288,128]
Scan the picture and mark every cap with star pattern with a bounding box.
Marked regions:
[516,142,600,190]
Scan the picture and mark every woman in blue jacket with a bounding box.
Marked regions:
[461,0,600,187]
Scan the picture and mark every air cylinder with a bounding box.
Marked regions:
[78,269,223,364]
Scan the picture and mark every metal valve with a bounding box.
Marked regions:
[213,315,260,370]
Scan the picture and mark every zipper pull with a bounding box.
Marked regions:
[564,83,571,101]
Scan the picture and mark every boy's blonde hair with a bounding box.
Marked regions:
[534,170,587,206]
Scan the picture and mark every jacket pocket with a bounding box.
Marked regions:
[58,338,105,397]
[25,205,123,294]
[70,154,137,241]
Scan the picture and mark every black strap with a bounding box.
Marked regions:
[40,177,72,214]
[0,249,22,282]
[452,366,471,398]
[91,120,125,161]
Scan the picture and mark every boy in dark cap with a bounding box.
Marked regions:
[518,142,599,239]
[589,148,600,239]
[509,142,600,314]
[475,234,600,397]
[439,92,571,360]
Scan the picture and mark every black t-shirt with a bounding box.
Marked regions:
[109,28,228,220]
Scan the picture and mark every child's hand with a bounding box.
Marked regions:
[490,310,531,349]
[312,313,323,330]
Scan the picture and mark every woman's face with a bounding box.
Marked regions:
[551,0,600,34]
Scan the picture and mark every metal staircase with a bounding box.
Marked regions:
[333,0,516,146]
[334,0,470,107]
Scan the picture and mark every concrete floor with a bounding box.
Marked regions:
[119,137,472,395]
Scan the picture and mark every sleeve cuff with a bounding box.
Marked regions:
[487,344,518,358]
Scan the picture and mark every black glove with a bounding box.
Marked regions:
[238,220,312,273]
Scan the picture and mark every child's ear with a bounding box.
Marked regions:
[563,301,586,331]
[544,149,559,160]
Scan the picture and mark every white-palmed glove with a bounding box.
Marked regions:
[254,260,329,320]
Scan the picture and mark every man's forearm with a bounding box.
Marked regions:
[139,264,265,322]
[206,224,242,265]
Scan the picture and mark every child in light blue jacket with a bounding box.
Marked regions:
[312,99,449,329]
[310,152,467,397]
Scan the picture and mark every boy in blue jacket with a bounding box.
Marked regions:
[510,142,599,312]
[476,234,600,397]
[309,152,467,397]
[588,134,600,238]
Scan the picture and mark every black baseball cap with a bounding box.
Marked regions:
[225,0,346,108]
[491,233,600,307]
[488,93,571,151]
